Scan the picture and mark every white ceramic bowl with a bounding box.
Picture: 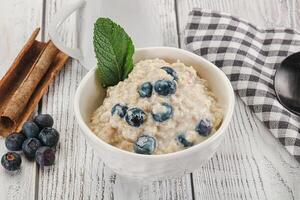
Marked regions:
[74,47,235,180]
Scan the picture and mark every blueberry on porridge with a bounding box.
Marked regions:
[177,134,194,148]
[111,104,128,118]
[195,118,212,136]
[151,102,173,122]
[90,59,223,155]
[161,66,178,81]
[134,135,156,155]
[138,82,153,98]
[154,79,177,96]
[125,108,147,127]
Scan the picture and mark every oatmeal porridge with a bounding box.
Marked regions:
[90,59,223,155]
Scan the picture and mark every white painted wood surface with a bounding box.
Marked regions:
[0,1,43,199]
[38,0,193,200]
[177,1,300,199]
[0,0,299,200]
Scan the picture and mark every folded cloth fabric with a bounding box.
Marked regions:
[185,9,300,162]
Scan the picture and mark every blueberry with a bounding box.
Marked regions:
[22,121,40,138]
[152,102,173,122]
[38,127,59,147]
[138,82,153,98]
[125,108,147,127]
[111,104,128,118]
[177,134,193,147]
[195,119,212,136]
[1,152,22,171]
[36,147,55,167]
[154,80,176,96]
[34,114,54,129]
[22,138,41,160]
[161,66,178,80]
[5,132,26,151]
[134,135,156,155]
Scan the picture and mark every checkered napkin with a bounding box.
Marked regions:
[185,9,300,162]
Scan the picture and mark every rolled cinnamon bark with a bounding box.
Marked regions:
[0,41,59,131]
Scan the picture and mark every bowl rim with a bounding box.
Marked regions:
[74,46,235,160]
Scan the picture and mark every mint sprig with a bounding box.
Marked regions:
[93,18,135,88]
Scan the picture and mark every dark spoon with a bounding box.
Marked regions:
[274,52,300,116]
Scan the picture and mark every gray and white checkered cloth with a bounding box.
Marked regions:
[185,9,300,162]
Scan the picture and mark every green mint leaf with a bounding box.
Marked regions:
[93,18,135,87]
[123,40,134,79]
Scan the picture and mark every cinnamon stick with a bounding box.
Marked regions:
[1,42,58,128]
[0,29,69,136]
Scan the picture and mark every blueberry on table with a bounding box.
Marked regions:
[34,114,54,129]
[138,82,153,98]
[5,132,26,151]
[152,102,173,122]
[161,66,178,81]
[195,119,212,136]
[111,104,128,118]
[154,80,176,96]
[125,108,147,127]
[134,135,156,155]
[36,147,55,167]
[177,134,193,147]
[22,121,40,138]
[38,127,60,147]
[22,138,41,160]
[1,152,22,171]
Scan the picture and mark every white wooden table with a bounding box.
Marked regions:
[1,0,300,199]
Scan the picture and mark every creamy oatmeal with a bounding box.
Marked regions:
[90,59,223,155]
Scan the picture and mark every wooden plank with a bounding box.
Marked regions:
[38,0,193,199]
[153,0,179,47]
[287,0,300,30]
[176,0,300,199]
[0,1,43,77]
[176,0,291,46]
[193,97,300,200]
[0,1,43,199]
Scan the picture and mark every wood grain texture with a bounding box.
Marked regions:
[1,0,300,199]
[176,0,291,46]
[192,97,300,200]
[0,1,43,78]
[38,0,192,199]
[0,1,43,199]
[153,0,179,47]
[176,0,300,199]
